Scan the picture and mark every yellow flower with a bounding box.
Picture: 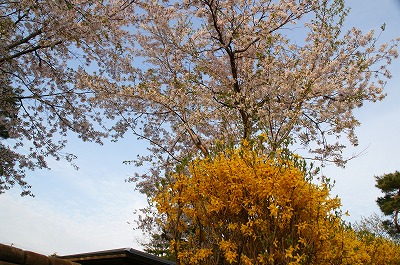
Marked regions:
[154,146,400,264]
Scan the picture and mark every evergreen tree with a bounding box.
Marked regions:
[375,171,400,237]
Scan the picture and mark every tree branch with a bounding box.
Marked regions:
[1,40,62,63]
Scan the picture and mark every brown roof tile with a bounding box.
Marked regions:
[0,243,79,265]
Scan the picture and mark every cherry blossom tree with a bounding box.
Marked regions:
[1,0,399,200]
[86,0,399,195]
[0,0,136,195]
[88,0,397,252]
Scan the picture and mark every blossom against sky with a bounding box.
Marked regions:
[0,0,400,256]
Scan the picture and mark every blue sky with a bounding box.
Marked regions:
[1,0,400,256]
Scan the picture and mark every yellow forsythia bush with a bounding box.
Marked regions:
[154,146,400,264]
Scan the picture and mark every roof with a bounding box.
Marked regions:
[0,243,79,265]
[61,248,176,265]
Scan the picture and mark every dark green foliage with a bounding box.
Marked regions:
[382,219,400,241]
[375,171,400,235]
